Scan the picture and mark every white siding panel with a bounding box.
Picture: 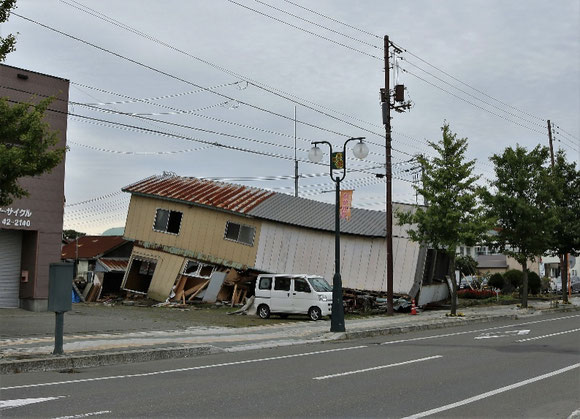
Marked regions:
[255,221,420,293]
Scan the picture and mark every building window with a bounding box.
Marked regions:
[183,260,214,278]
[153,208,182,234]
[224,221,255,246]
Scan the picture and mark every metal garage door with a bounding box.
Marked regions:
[0,230,22,308]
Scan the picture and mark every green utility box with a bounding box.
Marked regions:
[48,263,74,313]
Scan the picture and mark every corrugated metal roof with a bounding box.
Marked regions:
[477,254,508,268]
[123,174,274,214]
[248,193,389,236]
[123,175,416,237]
[61,236,127,259]
[97,258,129,272]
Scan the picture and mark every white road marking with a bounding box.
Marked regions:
[516,328,580,342]
[53,410,111,418]
[381,314,580,346]
[401,363,580,419]
[474,330,530,339]
[0,396,65,409]
[1,345,367,391]
[313,355,443,380]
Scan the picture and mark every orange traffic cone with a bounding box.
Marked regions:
[410,298,417,315]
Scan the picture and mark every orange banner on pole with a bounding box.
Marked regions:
[340,190,353,220]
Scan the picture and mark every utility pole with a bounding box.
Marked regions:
[382,35,394,315]
[547,120,555,167]
[548,119,570,303]
[380,36,412,315]
[294,106,299,197]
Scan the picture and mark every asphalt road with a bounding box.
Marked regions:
[2,313,579,418]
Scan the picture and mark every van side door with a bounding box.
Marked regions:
[271,276,293,313]
[292,277,314,314]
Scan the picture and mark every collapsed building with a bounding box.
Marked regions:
[119,173,451,307]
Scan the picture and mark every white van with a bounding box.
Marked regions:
[254,274,333,321]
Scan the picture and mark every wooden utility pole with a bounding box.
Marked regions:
[383,35,394,315]
[547,120,555,167]
[548,119,570,303]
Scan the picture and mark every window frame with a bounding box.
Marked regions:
[224,221,256,246]
[182,260,215,278]
[153,208,183,235]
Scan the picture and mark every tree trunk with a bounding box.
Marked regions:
[521,260,528,308]
[449,253,457,315]
[561,254,569,303]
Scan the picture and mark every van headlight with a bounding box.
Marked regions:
[318,295,328,302]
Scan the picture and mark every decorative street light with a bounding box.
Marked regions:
[308,137,369,332]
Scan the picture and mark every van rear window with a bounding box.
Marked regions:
[259,277,272,290]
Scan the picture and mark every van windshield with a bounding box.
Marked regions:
[308,277,332,292]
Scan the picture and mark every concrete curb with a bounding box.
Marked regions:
[0,345,223,375]
[344,314,519,340]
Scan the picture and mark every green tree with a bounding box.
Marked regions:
[397,123,491,315]
[63,229,86,242]
[483,145,554,308]
[547,150,580,303]
[0,0,18,61]
[488,273,504,290]
[455,254,478,277]
[0,97,67,206]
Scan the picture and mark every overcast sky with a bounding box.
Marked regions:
[3,0,579,235]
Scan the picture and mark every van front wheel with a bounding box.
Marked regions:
[258,304,271,319]
[308,307,322,321]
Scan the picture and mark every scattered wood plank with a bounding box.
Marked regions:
[231,284,238,308]
[187,280,210,302]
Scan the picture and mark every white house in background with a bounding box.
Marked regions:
[120,173,449,304]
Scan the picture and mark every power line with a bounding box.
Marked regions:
[250,0,380,50]
[279,0,382,39]
[66,190,124,207]
[55,2,496,168]
[402,68,547,137]
[272,1,546,124]
[402,58,546,130]
[224,0,382,60]
[69,140,212,155]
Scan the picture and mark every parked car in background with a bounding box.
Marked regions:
[571,276,580,293]
[549,276,580,293]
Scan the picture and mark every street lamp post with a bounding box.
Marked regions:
[308,137,369,332]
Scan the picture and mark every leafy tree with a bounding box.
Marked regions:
[63,229,86,242]
[483,145,554,308]
[0,0,18,61]
[455,254,478,277]
[547,150,580,303]
[397,123,491,315]
[0,97,67,206]
[527,271,541,295]
[488,273,504,290]
[504,269,523,290]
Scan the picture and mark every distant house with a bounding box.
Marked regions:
[120,173,449,304]
[0,64,69,310]
[457,245,540,276]
[61,236,133,296]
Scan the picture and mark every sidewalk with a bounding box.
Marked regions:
[1,297,579,374]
